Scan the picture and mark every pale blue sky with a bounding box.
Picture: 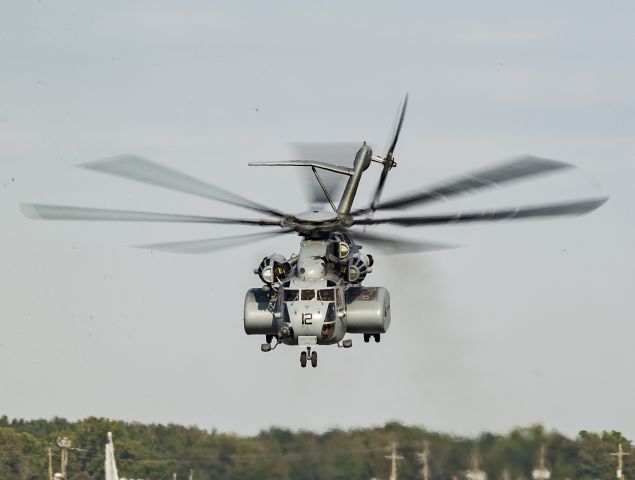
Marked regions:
[1,1,633,438]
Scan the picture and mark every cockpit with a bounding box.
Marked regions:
[282,288,335,303]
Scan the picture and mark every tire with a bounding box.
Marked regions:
[364,334,370,343]
[300,351,307,368]
[374,334,381,343]
[311,351,318,368]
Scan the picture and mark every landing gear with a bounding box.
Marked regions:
[364,334,370,343]
[300,351,307,368]
[300,347,318,368]
[374,334,381,343]
[261,336,279,352]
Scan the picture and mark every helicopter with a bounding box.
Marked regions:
[20,95,607,367]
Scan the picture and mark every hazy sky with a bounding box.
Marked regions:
[1,1,634,439]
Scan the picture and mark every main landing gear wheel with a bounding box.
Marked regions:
[311,351,318,368]
[364,334,370,343]
[300,351,307,368]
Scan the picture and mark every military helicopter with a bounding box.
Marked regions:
[21,95,607,367]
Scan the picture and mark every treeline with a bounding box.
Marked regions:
[0,416,631,480]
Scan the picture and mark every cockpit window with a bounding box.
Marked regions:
[317,288,334,302]
[283,289,299,302]
[301,289,315,301]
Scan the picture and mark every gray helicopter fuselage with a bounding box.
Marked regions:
[279,238,347,346]
[244,234,392,347]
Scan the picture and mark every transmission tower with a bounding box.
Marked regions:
[385,442,404,480]
[611,444,630,480]
[416,441,431,480]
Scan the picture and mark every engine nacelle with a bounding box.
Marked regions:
[345,286,391,334]
[244,288,278,335]
[254,254,289,284]
[347,253,372,283]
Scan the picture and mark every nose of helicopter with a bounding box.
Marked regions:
[287,301,325,338]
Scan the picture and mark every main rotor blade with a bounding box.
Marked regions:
[368,94,409,214]
[349,229,454,254]
[20,203,282,226]
[81,155,287,218]
[354,155,574,215]
[135,230,294,254]
[353,197,608,227]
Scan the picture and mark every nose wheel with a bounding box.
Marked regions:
[300,347,318,368]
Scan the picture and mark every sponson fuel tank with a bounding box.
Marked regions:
[345,286,391,334]
[244,288,278,335]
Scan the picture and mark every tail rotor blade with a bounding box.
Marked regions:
[386,93,409,161]
[369,94,409,213]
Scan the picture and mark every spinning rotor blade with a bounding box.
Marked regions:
[386,94,409,161]
[20,203,282,226]
[349,229,454,254]
[369,94,409,214]
[135,230,294,254]
[355,155,573,215]
[353,197,608,227]
[292,143,357,207]
[81,155,287,218]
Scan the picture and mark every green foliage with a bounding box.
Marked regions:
[0,417,631,480]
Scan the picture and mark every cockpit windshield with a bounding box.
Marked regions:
[317,288,334,302]
[301,289,315,301]
[283,289,299,302]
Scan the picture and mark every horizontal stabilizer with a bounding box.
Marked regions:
[248,161,353,176]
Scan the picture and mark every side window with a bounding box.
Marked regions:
[335,288,343,309]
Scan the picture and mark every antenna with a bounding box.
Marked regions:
[611,444,630,480]
[415,441,431,480]
[385,442,404,480]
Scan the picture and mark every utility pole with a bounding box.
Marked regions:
[532,445,551,480]
[611,444,630,480]
[48,446,53,480]
[385,443,404,480]
[56,436,84,479]
[57,437,72,479]
[415,441,431,480]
